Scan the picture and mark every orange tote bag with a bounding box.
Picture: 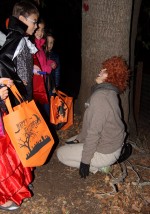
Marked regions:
[3,84,54,167]
[57,90,73,130]
[50,91,68,130]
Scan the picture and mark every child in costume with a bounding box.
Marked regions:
[0,0,39,210]
[57,56,130,178]
[0,1,39,101]
[33,19,56,75]
[0,78,33,211]
[33,20,57,120]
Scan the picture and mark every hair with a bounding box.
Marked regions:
[12,1,39,19]
[35,18,46,34]
[102,56,129,92]
[45,29,55,40]
[44,29,55,55]
[37,17,45,25]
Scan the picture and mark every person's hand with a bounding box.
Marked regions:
[52,88,56,94]
[79,162,90,179]
[0,86,8,100]
[33,65,41,75]
[0,78,13,87]
[22,80,27,86]
[51,62,57,69]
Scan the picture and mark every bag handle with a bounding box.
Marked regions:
[4,84,25,113]
[10,84,24,103]
[55,90,68,98]
[1,80,22,101]
[54,90,68,103]
[5,96,14,113]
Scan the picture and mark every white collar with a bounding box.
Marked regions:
[13,37,37,60]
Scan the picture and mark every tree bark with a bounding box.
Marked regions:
[75,0,133,125]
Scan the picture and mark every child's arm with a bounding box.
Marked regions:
[44,59,57,74]
[53,56,60,88]
[50,61,57,70]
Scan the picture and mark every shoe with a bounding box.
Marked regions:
[114,143,132,164]
[65,139,80,144]
[28,183,34,190]
[0,202,19,211]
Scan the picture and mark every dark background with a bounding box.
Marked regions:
[42,0,82,98]
[0,0,82,98]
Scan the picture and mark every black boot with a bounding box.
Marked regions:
[114,143,132,164]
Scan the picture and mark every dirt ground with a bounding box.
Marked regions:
[0,114,150,214]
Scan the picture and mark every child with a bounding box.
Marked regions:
[39,29,61,120]
[33,23,57,120]
[33,19,56,75]
[57,56,130,178]
[0,1,39,210]
[0,0,39,101]
[0,78,33,211]
[45,29,60,94]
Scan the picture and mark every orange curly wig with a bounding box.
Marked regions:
[102,56,129,92]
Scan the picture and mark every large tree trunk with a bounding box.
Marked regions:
[75,0,133,125]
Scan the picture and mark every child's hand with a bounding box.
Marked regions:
[51,62,57,69]
[0,86,8,100]
[22,80,27,85]
[0,78,13,87]
[33,65,41,75]
[52,88,56,93]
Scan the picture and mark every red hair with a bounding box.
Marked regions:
[102,56,129,92]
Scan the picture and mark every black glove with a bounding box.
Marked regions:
[79,162,90,179]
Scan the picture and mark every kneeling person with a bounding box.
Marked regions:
[57,56,129,178]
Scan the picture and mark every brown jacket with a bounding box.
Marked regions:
[78,83,126,164]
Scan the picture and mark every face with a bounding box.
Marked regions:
[19,14,38,35]
[95,68,108,84]
[34,23,45,39]
[46,36,54,52]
